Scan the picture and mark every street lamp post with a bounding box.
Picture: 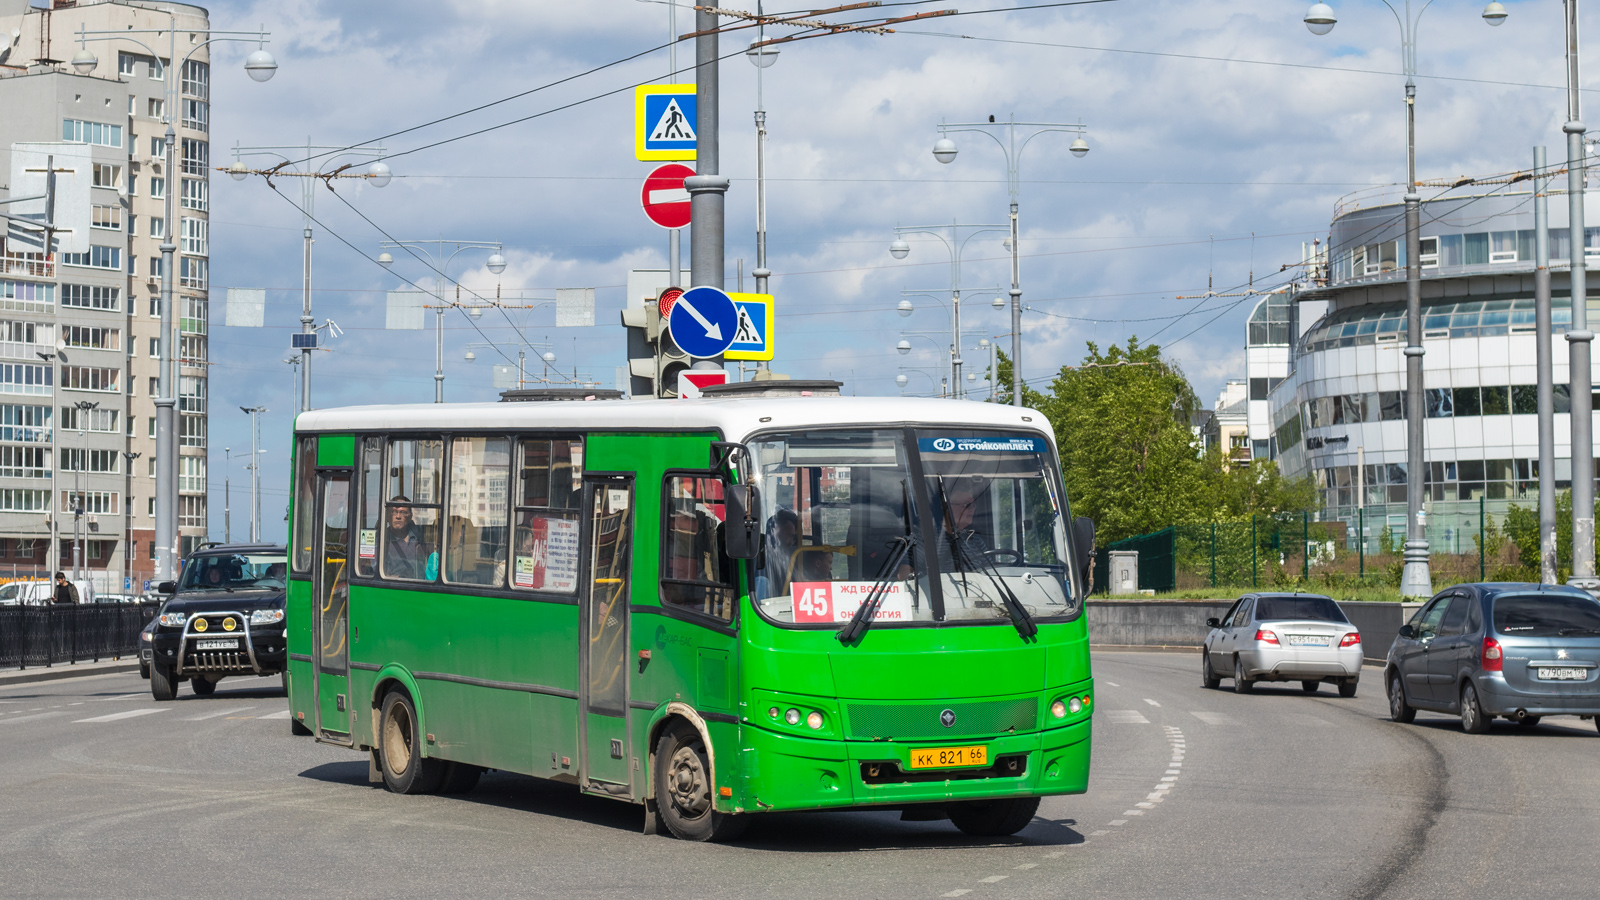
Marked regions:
[1303,0,1507,598]
[122,451,139,592]
[748,2,778,376]
[36,350,59,574]
[239,406,266,542]
[378,241,506,402]
[896,288,1001,396]
[889,223,1007,399]
[71,17,277,586]
[931,116,1089,406]
[1562,0,1598,592]
[70,400,98,585]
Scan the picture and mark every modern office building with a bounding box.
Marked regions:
[1267,172,1600,550]
[0,0,212,590]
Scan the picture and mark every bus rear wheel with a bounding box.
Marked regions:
[379,689,445,794]
[654,722,745,842]
[948,796,1041,837]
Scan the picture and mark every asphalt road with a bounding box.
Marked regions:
[1,651,1596,899]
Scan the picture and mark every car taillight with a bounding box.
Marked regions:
[1339,632,1361,647]
[1255,629,1279,645]
[1481,637,1503,672]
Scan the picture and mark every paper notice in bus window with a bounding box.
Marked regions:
[515,516,580,592]
[791,581,913,624]
[357,529,376,560]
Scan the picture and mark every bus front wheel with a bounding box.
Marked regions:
[654,722,745,842]
[948,796,1041,837]
[379,689,446,795]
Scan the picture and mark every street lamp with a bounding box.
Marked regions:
[932,115,1090,406]
[896,299,914,317]
[1304,1,1508,599]
[888,224,1008,398]
[378,240,505,402]
[749,0,778,378]
[239,406,267,542]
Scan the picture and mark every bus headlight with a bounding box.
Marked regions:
[1068,697,1083,714]
[1050,699,1067,719]
[784,708,801,726]
[250,609,285,625]
[806,711,824,730]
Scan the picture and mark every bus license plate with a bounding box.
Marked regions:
[196,639,238,650]
[909,745,988,770]
[1537,667,1587,680]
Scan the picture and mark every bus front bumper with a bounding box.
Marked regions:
[735,719,1090,813]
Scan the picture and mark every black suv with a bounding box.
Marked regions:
[147,543,289,701]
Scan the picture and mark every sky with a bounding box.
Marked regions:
[196,0,1580,541]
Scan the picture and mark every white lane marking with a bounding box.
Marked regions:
[1135,801,1155,808]
[1142,698,1161,707]
[942,891,972,898]
[1044,851,1066,858]
[74,708,166,723]
[1161,776,1178,782]
[1090,830,1109,836]
[69,702,83,706]
[182,706,256,721]
[258,710,291,720]
[1190,711,1231,725]
[6,711,69,724]
[1165,769,1181,775]
[1103,681,1120,687]
[1014,864,1038,870]
[1110,819,1129,826]
[87,693,146,702]
[1104,709,1149,724]
[978,876,1009,884]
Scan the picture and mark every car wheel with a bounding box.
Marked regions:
[1201,651,1221,689]
[1301,680,1320,693]
[150,662,178,702]
[1337,680,1358,699]
[654,721,746,842]
[948,797,1042,837]
[1233,657,1254,694]
[1516,715,1542,728]
[1460,682,1490,734]
[191,676,217,696]
[1387,674,1416,723]
[379,689,446,794]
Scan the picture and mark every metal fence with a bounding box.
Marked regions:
[0,602,160,670]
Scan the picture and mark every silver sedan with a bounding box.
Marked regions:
[1203,592,1363,697]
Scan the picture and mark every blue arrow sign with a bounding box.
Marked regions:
[668,286,738,359]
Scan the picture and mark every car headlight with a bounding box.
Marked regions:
[140,631,152,642]
[158,612,186,627]
[250,609,285,625]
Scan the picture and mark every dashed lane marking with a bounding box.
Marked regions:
[1090,830,1109,836]
[5,711,69,724]
[1014,864,1038,870]
[978,876,1008,884]
[1190,711,1230,725]
[74,708,167,724]
[1104,710,1149,724]
[258,710,291,720]
[1103,681,1120,687]
[87,692,147,702]
[182,706,256,721]
[1143,698,1161,707]
[942,891,972,898]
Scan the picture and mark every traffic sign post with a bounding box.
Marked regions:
[724,292,774,361]
[635,85,697,161]
[666,286,738,359]
[641,164,694,229]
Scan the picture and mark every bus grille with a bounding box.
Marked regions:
[844,698,1038,741]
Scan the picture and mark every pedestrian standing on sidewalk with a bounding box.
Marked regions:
[52,572,79,605]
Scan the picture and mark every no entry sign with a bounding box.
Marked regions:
[641,163,694,229]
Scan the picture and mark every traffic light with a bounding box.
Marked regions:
[619,288,691,398]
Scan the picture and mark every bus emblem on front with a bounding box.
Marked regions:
[940,709,956,728]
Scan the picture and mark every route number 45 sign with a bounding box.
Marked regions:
[791,581,914,623]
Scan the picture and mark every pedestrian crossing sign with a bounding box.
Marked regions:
[724,292,774,361]
[635,84,697,161]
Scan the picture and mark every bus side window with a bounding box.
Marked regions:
[291,435,317,574]
[660,475,734,623]
[445,436,510,586]
[510,438,583,593]
[382,437,443,582]
[355,436,382,577]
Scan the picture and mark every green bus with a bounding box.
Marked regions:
[285,387,1096,841]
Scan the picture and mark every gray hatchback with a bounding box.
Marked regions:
[1385,583,1600,733]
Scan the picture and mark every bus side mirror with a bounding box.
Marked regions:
[1073,516,1096,575]
[724,484,762,560]
[157,581,177,595]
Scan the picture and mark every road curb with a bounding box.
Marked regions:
[0,661,141,686]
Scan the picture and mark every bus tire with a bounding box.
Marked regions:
[150,662,178,702]
[948,796,1041,837]
[654,722,745,842]
[378,689,445,795]
[439,762,484,794]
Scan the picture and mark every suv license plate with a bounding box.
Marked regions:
[196,639,239,650]
[1537,667,1587,680]
[908,745,988,770]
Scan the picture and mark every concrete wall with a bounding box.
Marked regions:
[1087,599,1426,663]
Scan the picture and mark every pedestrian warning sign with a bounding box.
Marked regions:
[725,292,774,361]
[635,85,697,161]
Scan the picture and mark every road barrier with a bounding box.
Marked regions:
[1087,599,1424,663]
[0,602,160,670]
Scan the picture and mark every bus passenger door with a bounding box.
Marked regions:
[314,472,353,743]
[579,474,635,794]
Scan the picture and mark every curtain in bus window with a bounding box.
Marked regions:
[587,483,633,716]
[319,477,350,676]
[511,438,583,593]
[356,437,381,577]
[382,438,442,581]
[661,475,734,622]
[445,436,510,586]
[291,436,317,574]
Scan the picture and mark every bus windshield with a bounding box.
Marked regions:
[749,427,1077,627]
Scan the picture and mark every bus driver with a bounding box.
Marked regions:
[386,497,430,579]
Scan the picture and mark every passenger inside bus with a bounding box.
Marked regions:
[759,507,799,596]
[385,497,430,580]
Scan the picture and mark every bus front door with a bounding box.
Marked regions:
[579,475,635,794]
[313,472,353,743]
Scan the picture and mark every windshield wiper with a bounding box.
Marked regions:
[839,535,916,644]
[934,478,1036,638]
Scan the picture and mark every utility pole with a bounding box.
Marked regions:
[1564,0,1598,593]
[223,447,231,544]
[687,7,729,377]
[240,407,266,542]
[1534,146,1558,585]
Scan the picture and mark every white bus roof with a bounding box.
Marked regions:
[293,396,1055,447]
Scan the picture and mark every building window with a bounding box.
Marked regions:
[0,446,51,478]
[128,215,137,236]
[150,257,163,279]
[59,448,120,474]
[180,217,207,255]
[146,97,164,119]
[62,119,123,148]
[150,217,165,239]
[61,246,121,271]
[0,364,52,396]
[179,334,207,366]
[180,257,207,289]
[182,60,210,99]
[62,491,119,515]
[181,138,208,175]
[180,495,206,528]
[60,284,119,312]
[150,136,166,158]
[92,204,122,230]
[149,338,159,358]
[179,456,205,493]
[150,177,165,199]
[178,374,206,412]
[0,281,54,313]
[148,377,159,398]
[117,52,138,77]
[180,413,206,448]
[92,164,121,188]
[1419,236,1439,268]
[60,367,121,393]
[181,98,208,133]
[180,297,207,335]
[180,178,208,212]
[0,320,51,356]
[0,405,51,443]
[59,405,118,434]
[0,489,50,512]
[61,326,120,351]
